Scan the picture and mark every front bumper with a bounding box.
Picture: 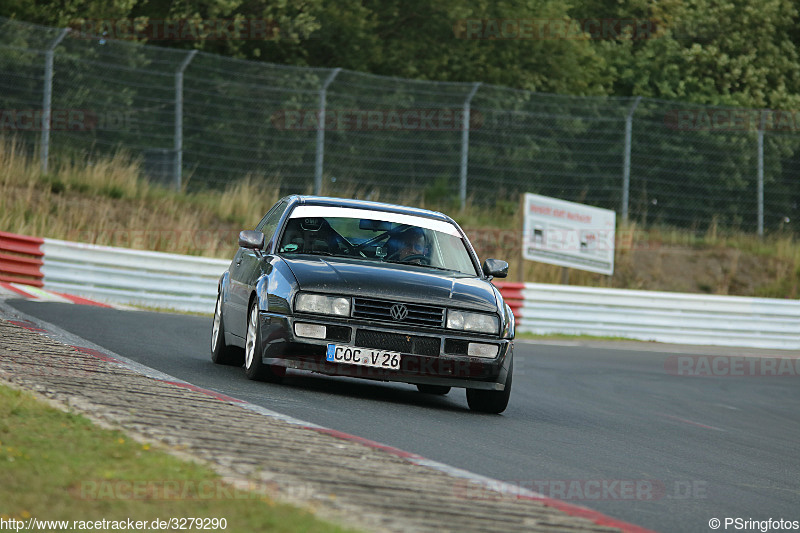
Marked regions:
[257,311,513,391]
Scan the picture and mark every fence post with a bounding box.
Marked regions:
[314,68,342,196]
[621,96,642,222]
[174,50,198,191]
[40,28,69,173]
[459,82,482,210]
[757,110,766,237]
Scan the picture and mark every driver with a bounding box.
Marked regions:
[389,227,429,264]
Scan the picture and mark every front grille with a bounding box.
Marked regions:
[355,330,440,357]
[353,298,444,328]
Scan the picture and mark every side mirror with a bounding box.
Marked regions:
[482,258,509,278]
[238,230,265,250]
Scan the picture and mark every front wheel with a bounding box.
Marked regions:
[244,301,284,383]
[466,360,512,414]
[211,294,243,366]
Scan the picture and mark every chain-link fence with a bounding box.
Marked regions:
[2,16,798,234]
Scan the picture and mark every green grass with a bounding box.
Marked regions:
[0,385,358,533]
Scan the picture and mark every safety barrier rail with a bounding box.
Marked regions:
[0,231,45,287]
[495,282,800,350]
[41,239,229,314]
[2,233,798,349]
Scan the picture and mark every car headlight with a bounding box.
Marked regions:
[446,310,499,335]
[295,293,351,316]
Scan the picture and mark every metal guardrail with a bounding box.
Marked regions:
[41,239,229,313]
[29,238,800,349]
[495,282,800,350]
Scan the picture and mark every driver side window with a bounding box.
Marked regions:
[255,199,288,252]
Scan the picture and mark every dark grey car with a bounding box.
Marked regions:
[211,195,515,413]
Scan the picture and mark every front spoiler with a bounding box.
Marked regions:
[256,311,513,391]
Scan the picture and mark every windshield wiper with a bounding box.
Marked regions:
[382,260,457,272]
[297,250,336,256]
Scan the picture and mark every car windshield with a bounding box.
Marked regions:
[277,205,478,276]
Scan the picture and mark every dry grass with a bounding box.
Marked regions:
[0,138,280,257]
[1,137,798,297]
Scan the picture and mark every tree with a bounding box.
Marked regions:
[595,0,800,109]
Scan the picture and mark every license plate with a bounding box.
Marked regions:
[326,344,401,370]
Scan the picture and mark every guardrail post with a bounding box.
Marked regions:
[40,28,69,174]
[621,96,641,222]
[314,68,341,196]
[174,50,198,191]
[459,82,482,211]
[757,110,766,237]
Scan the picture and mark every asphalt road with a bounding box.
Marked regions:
[7,300,800,533]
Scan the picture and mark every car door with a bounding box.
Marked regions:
[226,199,288,338]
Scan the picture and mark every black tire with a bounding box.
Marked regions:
[466,360,512,414]
[417,384,451,395]
[244,301,284,383]
[211,294,244,366]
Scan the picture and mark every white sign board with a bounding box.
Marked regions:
[522,193,616,275]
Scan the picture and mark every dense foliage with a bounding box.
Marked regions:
[3,0,800,108]
[2,0,799,233]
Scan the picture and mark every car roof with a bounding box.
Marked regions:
[285,195,453,222]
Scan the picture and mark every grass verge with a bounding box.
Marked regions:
[0,384,357,533]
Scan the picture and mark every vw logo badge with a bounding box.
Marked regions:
[390,304,408,321]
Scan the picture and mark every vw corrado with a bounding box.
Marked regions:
[211,196,515,413]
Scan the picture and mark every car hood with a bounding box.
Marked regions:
[282,256,498,312]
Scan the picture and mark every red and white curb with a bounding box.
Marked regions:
[0,282,117,308]
[0,301,655,533]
